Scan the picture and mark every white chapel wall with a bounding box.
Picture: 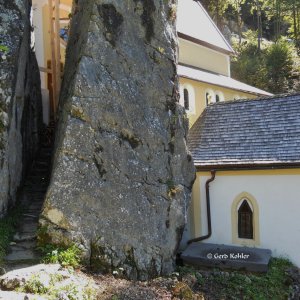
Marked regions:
[191,171,300,267]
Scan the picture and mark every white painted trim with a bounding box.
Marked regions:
[179,83,196,114]
[204,89,215,106]
[215,90,225,102]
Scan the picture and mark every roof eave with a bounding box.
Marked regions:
[178,32,235,56]
[179,74,272,97]
[194,162,300,172]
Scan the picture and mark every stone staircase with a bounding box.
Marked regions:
[3,146,53,270]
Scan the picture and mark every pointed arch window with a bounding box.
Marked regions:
[238,200,253,239]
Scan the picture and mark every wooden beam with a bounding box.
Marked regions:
[60,37,67,47]
[48,0,57,118]
[55,0,61,110]
[39,66,53,74]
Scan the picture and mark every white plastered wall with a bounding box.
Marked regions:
[32,0,48,88]
[179,39,230,76]
[32,0,49,124]
[189,171,300,267]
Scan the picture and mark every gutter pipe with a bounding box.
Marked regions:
[187,170,216,245]
[186,163,299,245]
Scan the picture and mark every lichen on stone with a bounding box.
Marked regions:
[40,0,195,280]
[70,105,88,121]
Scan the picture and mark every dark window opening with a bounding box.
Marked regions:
[206,92,210,106]
[184,88,189,110]
[238,200,253,239]
[216,94,220,102]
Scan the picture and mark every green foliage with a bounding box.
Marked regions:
[205,0,300,53]
[22,275,49,294]
[18,273,96,300]
[40,244,82,268]
[232,32,300,93]
[231,31,268,91]
[0,207,21,262]
[265,39,295,93]
[178,258,293,299]
[202,0,232,27]
[0,45,8,53]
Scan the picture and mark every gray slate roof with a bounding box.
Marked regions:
[188,94,300,168]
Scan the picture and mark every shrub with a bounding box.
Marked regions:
[40,244,82,268]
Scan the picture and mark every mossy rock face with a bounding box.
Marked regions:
[0,0,43,214]
[90,240,113,274]
[40,0,195,280]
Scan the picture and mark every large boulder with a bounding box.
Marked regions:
[0,0,43,215]
[39,0,195,280]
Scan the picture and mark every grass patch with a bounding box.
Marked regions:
[178,258,294,299]
[17,273,96,300]
[39,243,82,268]
[0,206,21,262]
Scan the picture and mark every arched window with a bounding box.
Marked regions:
[215,91,224,102]
[206,93,211,105]
[231,192,260,247]
[184,88,189,110]
[205,89,215,106]
[179,84,195,114]
[238,200,253,239]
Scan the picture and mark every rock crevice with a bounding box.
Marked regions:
[0,0,43,215]
[40,0,195,280]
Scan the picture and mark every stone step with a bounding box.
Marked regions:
[18,222,38,234]
[24,180,49,185]
[9,240,36,250]
[26,205,43,211]
[13,232,36,242]
[25,189,47,193]
[26,202,44,208]
[4,249,41,264]
[24,195,45,200]
[23,190,48,195]
[24,211,41,216]
[28,202,44,208]
[26,175,49,180]
[3,145,53,269]
[22,213,39,219]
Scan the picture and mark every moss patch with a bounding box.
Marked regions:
[70,105,88,122]
[0,206,22,262]
[120,129,141,149]
[90,240,112,273]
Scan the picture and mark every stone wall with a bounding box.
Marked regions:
[0,0,43,215]
[39,0,195,280]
